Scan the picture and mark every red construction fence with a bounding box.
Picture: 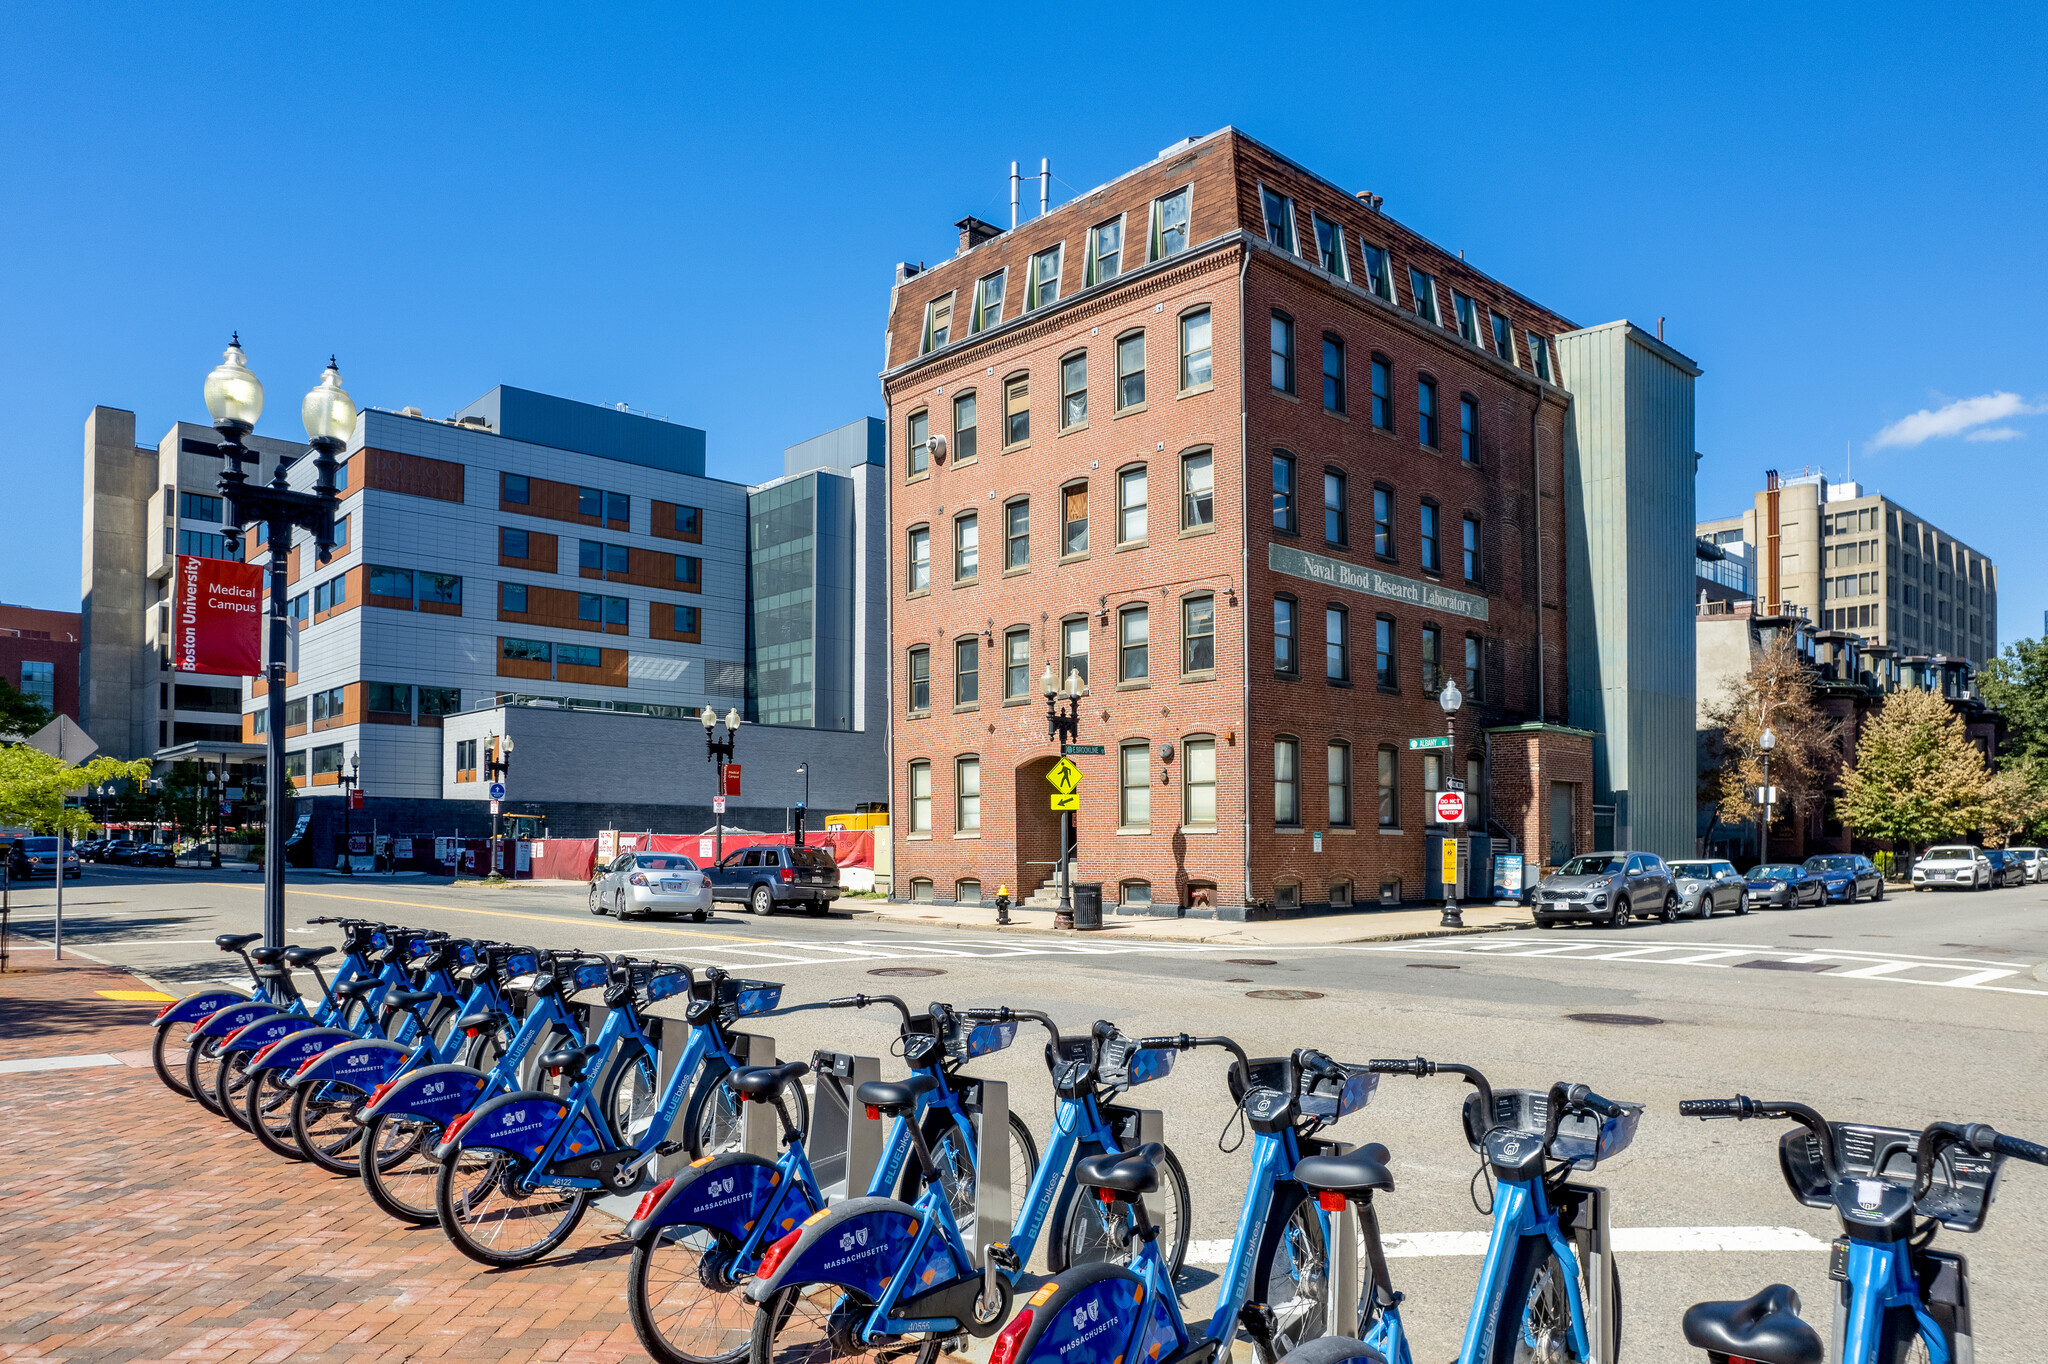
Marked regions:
[519,828,876,883]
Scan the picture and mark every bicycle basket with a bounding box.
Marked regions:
[1780,1123,2005,1233]
[571,962,611,992]
[644,967,692,1004]
[456,943,477,967]
[1097,1032,1174,1088]
[1299,1068,1377,1121]
[407,936,433,958]
[947,1019,1018,1063]
[1461,1088,1642,1167]
[504,951,538,978]
[692,976,782,1020]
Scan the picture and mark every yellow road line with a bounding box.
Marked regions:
[97,989,177,1003]
[291,888,763,944]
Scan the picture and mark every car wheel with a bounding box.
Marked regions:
[750,885,774,917]
[589,884,607,915]
[1845,882,1859,905]
[1534,915,1556,930]
[1608,897,1630,928]
[1734,891,1749,916]
[1659,892,1678,924]
[693,910,710,923]
[1872,879,1884,902]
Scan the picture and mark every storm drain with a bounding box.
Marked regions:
[1246,989,1325,1001]
[1737,960,1833,973]
[1565,1013,1663,1027]
[868,967,945,977]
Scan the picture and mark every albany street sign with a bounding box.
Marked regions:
[1266,544,1490,621]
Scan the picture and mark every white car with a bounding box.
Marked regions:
[2007,846,2043,883]
[589,851,714,920]
[1912,845,1993,892]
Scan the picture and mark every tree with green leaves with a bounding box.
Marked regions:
[0,745,152,837]
[0,676,55,739]
[1980,757,2048,848]
[1979,637,2048,766]
[1837,686,1989,855]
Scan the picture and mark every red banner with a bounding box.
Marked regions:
[173,555,264,676]
[724,763,743,796]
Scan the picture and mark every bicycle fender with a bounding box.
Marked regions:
[630,1152,810,1242]
[247,1025,356,1074]
[155,987,251,1028]
[360,1062,492,1125]
[1001,1264,1154,1364]
[220,1012,319,1055]
[435,1088,598,1163]
[744,1196,926,1304]
[189,999,288,1040]
[290,1038,411,1089]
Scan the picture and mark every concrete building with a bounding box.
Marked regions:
[1698,471,1999,667]
[0,604,81,727]
[879,128,1632,919]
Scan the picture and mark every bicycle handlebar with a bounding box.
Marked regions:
[826,993,914,1027]
[1370,1057,1496,1126]
[963,1005,1061,1046]
[1133,1032,1252,1077]
[1679,1095,1838,1183]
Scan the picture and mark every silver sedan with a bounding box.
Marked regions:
[589,852,713,921]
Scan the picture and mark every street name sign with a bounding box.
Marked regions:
[1408,736,1450,750]
[1062,745,1105,755]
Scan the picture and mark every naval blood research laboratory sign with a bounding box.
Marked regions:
[173,554,265,676]
[1266,544,1490,621]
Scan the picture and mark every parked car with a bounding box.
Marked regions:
[2008,846,2044,883]
[7,837,82,880]
[75,839,110,862]
[1982,848,2025,888]
[1801,854,1886,903]
[1913,845,1993,891]
[1745,863,1827,908]
[706,843,841,917]
[1532,851,1678,928]
[123,844,176,868]
[589,851,713,921]
[1668,859,1750,918]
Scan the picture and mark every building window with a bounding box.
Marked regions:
[577,592,626,624]
[1087,216,1123,284]
[1312,213,1347,277]
[1005,375,1030,447]
[1272,452,1296,533]
[1275,597,1297,674]
[1418,377,1438,447]
[501,526,528,558]
[956,879,983,905]
[1182,451,1213,530]
[1184,736,1216,827]
[1118,466,1147,544]
[907,409,930,477]
[177,529,226,559]
[1183,595,1215,673]
[1463,515,1481,583]
[1465,634,1483,701]
[369,565,413,600]
[312,576,347,612]
[414,571,459,606]
[179,491,222,521]
[577,486,603,517]
[973,271,1006,332]
[1322,335,1345,412]
[951,392,977,462]
[502,472,529,504]
[1528,332,1552,382]
[1326,605,1349,682]
[288,592,308,622]
[910,878,934,901]
[1005,627,1030,699]
[1260,186,1297,252]
[1371,354,1393,431]
[675,555,701,585]
[1150,186,1191,260]
[1119,606,1149,682]
[1420,502,1440,573]
[1116,331,1145,410]
[286,696,308,729]
[1062,617,1089,687]
[310,685,346,721]
[955,636,978,706]
[1490,312,1515,362]
[367,682,411,715]
[908,761,931,832]
[674,604,699,635]
[1275,737,1300,825]
[1422,624,1443,693]
[673,505,701,535]
[312,743,344,778]
[1180,308,1212,390]
[1005,499,1029,569]
[1323,469,1347,546]
[1327,741,1354,827]
[1378,745,1398,827]
[606,491,629,525]
[1423,753,1443,824]
[1120,741,1150,828]
[1121,879,1151,908]
[1373,486,1394,557]
[1360,242,1391,299]
[921,293,954,353]
[908,648,930,712]
[1061,352,1088,429]
[1409,268,1440,324]
[1459,395,1479,463]
[954,513,978,581]
[1027,245,1062,311]
[500,582,528,613]
[1453,291,1481,345]
[1375,616,1395,687]
[907,526,930,594]
[1270,311,1295,393]
[1063,484,1089,556]
[502,637,550,664]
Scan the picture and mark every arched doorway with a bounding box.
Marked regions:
[1013,754,1064,901]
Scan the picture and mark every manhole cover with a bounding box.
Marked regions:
[1406,963,1461,970]
[1246,989,1324,1001]
[868,967,946,977]
[1226,958,1278,966]
[1225,977,1253,983]
[1565,1012,1663,1027]
[1738,960,1833,973]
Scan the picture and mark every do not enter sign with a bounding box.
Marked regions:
[1434,790,1467,824]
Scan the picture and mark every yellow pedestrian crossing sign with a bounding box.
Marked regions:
[1046,758,1083,795]
[1050,792,1079,811]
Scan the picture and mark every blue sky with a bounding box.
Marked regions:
[3,4,2043,641]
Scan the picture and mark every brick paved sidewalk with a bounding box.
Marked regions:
[0,955,647,1363]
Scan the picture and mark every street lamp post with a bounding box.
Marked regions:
[485,736,512,874]
[701,706,742,866]
[1438,678,1465,929]
[207,340,354,949]
[337,752,361,875]
[203,767,224,869]
[1758,726,1777,866]
[1042,664,1084,930]
[794,762,810,847]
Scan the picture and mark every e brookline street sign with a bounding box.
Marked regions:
[1267,544,1490,621]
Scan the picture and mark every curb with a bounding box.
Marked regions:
[840,909,1528,946]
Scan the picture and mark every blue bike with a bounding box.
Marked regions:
[986,1040,1372,1364]
[1678,1095,2048,1363]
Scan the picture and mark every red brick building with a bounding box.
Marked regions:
[882,129,1593,919]
[0,603,81,726]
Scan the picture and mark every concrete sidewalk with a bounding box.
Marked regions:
[839,895,1532,944]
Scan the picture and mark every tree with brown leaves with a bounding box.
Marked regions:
[1702,630,1842,850]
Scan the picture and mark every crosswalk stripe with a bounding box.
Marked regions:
[1184,1225,1829,1264]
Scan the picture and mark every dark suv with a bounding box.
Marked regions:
[1533,850,1678,928]
[706,844,841,917]
[8,836,82,880]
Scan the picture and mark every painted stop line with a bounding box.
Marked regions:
[1184,1224,1828,1264]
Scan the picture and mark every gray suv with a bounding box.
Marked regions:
[1534,851,1678,928]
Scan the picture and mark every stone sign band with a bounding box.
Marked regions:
[1267,543,1490,622]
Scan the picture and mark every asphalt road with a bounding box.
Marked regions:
[7,866,2047,1361]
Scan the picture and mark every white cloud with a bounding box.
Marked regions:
[1868,392,2044,450]
[1965,426,2023,442]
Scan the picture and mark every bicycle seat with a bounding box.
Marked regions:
[282,946,335,966]
[857,1073,937,1111]
[1077,1142,1165,1194]
[250,946,289,965]
[387,988,443,1010]
[1294,1145,1396,1195]
[732,1061,810,1099]
[216,932,262,952]
[1682,1285,1823,1364]
[331,979,381,1001]
[541,1043,600,1078]
[457,1009,507,1035]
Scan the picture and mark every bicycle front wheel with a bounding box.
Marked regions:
[245,1068,305,1160]
[291,1078,372,1174]
[601,1041,662,1149]
[152,1023,192,1098]
[686,1065,809,1159]
[749,1284,943,1364]
[1491,1235,1612,1364]
[1250,1186,1328,1357]
[214,1050,258,1132]
[434,1146,591,1267]
[185,1034,230,1115]
[627,1225,752,1364]
[359,1112,442,1225]
[1051,1141,1191,1278]
[901,1109,1040,1247]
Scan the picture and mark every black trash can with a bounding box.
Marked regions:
[1071,882,1104,931]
